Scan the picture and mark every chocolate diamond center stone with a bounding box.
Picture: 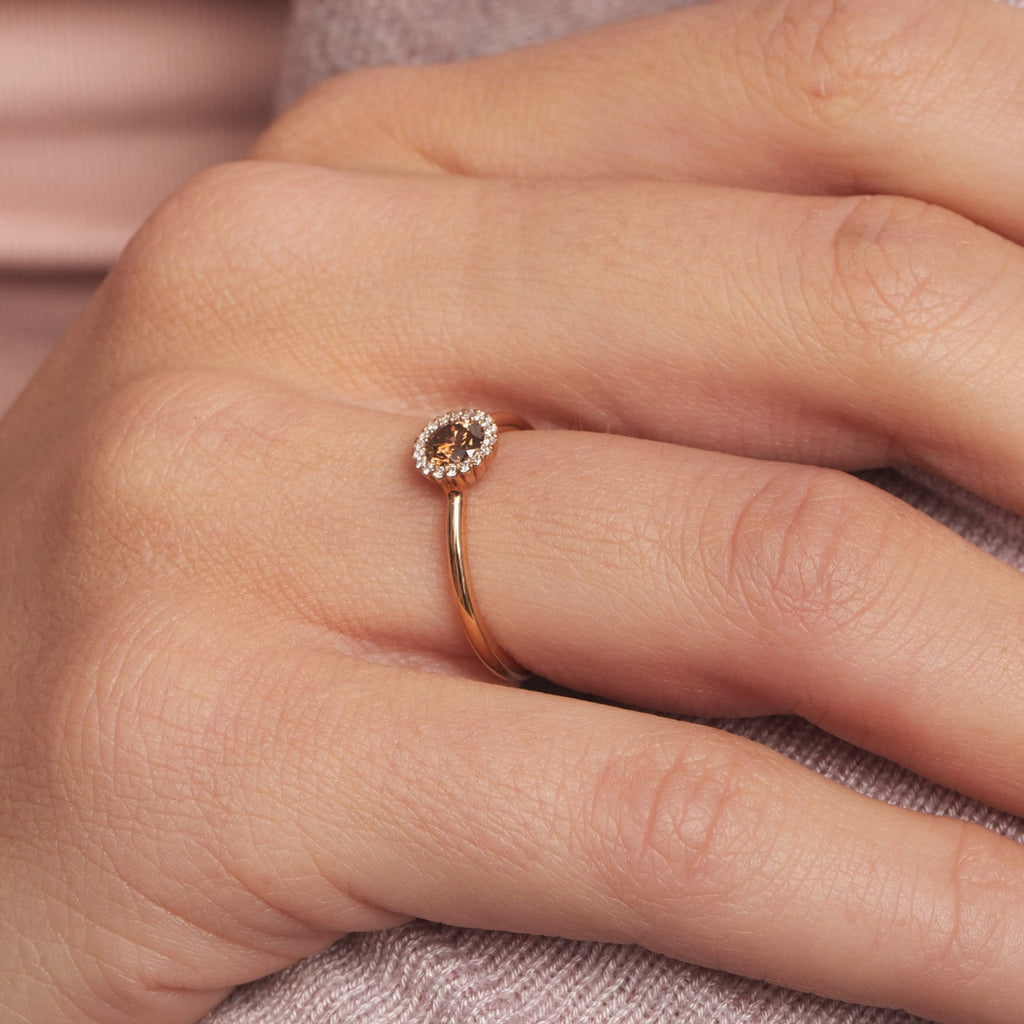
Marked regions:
[425,419,485,469]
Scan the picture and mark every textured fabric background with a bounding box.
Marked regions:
[278,0,703,107]
[0,0,286,412]
[209,2,1024,1022]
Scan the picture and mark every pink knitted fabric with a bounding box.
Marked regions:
[207,3,1024,1022]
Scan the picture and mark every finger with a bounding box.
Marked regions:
[77,376,1024,822]
[64,164,1024,515]
[257,0,1024,241]
[80,640,1024,1024]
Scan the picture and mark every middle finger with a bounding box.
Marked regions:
[70,165,1024,514]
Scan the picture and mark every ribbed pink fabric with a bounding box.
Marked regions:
[0,0,286,271]
[202,3,1024,1023]
[0,0,287,412]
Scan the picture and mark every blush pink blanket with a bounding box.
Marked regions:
[202,2,1024,1022]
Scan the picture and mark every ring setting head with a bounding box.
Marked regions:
[413,409,499,487]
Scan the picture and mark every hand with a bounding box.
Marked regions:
[4,1,1024,1022]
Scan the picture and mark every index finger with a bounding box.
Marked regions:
[258,0,1024,241]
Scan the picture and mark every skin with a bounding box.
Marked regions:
[4,0,1024,1020]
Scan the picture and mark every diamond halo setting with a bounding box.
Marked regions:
[411,407,534,681]
[413,409,500,485]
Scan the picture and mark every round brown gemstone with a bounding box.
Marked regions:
[424,418,485,469]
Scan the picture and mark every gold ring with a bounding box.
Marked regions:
[413,409,533,682]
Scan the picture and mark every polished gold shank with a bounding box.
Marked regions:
[417,410,533,682]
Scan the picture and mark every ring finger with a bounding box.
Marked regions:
[77,374,1024,821]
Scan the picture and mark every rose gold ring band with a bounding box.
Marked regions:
[413,409,534,682]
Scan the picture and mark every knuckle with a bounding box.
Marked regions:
[66,374,194,546]
[927,826,1019,988]
[752,0,955,129]
[259,67,389,148]
[65,371,258,561]
[715,465,902,638]
[60,371,314,618]
[257,66,439,171]
[100,161,326,366]
[115,161,267,289]
[586,733,766,923]
[823,194,1000,382]
[97,158,420,386]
